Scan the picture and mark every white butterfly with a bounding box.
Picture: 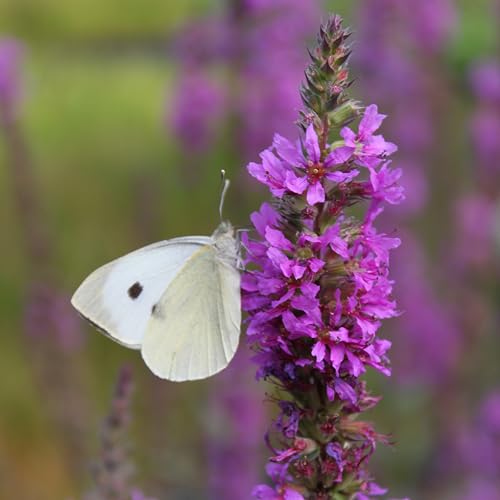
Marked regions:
[71,178,241,382]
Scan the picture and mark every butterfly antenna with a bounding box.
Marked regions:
[219,170,230,221]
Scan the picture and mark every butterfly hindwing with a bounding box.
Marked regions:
[141,244,241,381]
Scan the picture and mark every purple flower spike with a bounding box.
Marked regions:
[84,367,157,500]
[244,15,405,499]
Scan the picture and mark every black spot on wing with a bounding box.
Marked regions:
[128,282,143,299]
[151,303,166,320]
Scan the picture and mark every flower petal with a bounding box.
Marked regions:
[284,488,305,500]
[340,126,357,146]
[325,145,354,166]
[251,485,276,499]
[334,378,357,404]
[305,124,321,162]
[306,182,325,205]
[273,133,302,165]
[312,341,326,363]
[285,171,308,194]
[359,104,386,138]
[250,203,279,236]
[346,350,364,377]
[330,344,345,372]
[265,226,294,251]
[326,169,360,183]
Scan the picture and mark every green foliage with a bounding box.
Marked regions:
[0,0,216,42]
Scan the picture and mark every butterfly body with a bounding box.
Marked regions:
[71,221,241,381]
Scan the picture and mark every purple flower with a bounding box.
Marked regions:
[248,125,357,204]
[353,481,388,500]
[243,16,404,498]
[341,105,397,169]
[368,162,405,205]
[252,484,304,500]
[253,463,305,499]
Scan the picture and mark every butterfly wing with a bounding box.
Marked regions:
[141,244,241,381]
[71,236,212,348]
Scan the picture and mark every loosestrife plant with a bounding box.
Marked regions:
[242,16,404,499]
[84,366,157,500]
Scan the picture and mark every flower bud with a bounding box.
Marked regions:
[328,100,361,128]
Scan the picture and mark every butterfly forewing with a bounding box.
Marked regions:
[71,237,211,347]
[141,242,241,381]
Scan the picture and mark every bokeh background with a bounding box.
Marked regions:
[1,1,499,499]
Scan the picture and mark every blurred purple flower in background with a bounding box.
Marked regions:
[439,56,500,498]
[471,61,500,103]
[400,0,456,54]
[390,234,460,384]
[169,68,226,154]
[167,15,227,163]
[235,0,320,157]
[458,60,500,277]
[470,61,500,180]
[84,366,158,500]
[168,0,320,167]
[24,282,84,352]
[0,38,23,123]
[456,392,500,478]
[0,36,89,478]
[206,349,265,499]
[439,391,500,499]
[452,194,498,272]
[0,37,85,353]
[244,16,405,498]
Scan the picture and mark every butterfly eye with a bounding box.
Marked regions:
[128,282,143,299]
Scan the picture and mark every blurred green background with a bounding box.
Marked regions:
[0,1,499,499]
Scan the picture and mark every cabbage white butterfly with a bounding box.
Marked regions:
[71,175,241,381]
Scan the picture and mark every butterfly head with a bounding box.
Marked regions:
[213,220,233,238]
[212,221,239,266]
